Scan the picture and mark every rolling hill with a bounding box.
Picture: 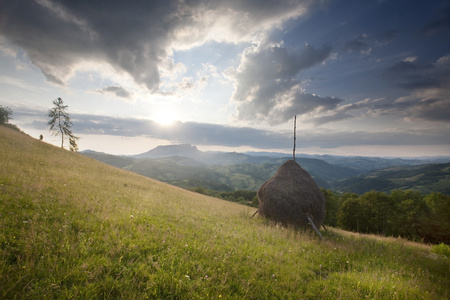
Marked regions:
[334,162,450,194]
[1,124,449,299]
[83,149,361,191]
[83,146,450,194]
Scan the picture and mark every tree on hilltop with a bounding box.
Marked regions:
[0,105,12,124]
[48,97,79,151]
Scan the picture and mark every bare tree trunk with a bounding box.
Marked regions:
[58,110,64,148]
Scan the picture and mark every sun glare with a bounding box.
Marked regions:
[152,108,178,126]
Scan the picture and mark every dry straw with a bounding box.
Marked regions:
[257,160,326,229]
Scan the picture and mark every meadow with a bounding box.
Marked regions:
[1,125,449,299]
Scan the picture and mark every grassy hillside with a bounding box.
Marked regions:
[1,125,449,299]
[334,163,450,195]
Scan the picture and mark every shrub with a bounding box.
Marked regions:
[432,243,450,258]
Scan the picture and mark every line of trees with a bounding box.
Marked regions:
[191,186,449,244]
[323,189,450,244]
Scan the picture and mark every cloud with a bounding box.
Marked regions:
[35,114,294,149]
[310,111,354,126]
[385,55,450,91]
[93,86,133,100]
[0,75,35,91]
[421,5,450,36]
[343,34,371,55]
[307,98,379,126]
[0,0,316,93]
[381,54,450,123]
[312,87,450,126]
[22,112,449,150]
[0,37,17,57]
[299,129,450,148]
[375,29,396,46]
[226,43,338,125]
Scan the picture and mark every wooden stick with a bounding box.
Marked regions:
[293,115,296,161]
[307,215,323,239]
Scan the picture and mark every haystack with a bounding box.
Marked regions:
[257,160,326,229]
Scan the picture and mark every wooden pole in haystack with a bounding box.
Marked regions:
[256,114,327,237]
[293,115,296,161]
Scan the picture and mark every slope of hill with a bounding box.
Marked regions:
[83,147,450,194]
[83,150,360,191]
[81,150,135,168]
[313,154,450,171]
[334,162,450,194]
[133,144,450,169]
[1,125,449,299]
[124,159,235,191]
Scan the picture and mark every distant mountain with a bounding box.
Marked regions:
[133,144,450,169]
[133,144,290,165]
[295,158,360,185]
[243,151,291,158]
[82,148,360,191]
[333,162,450,194]
[303,154,450,172]
[82,145,450,194]
[153,156,206,167]
[134,144,202,159]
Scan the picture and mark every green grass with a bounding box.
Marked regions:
[1,125,449,299]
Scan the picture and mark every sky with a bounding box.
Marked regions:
[0,0,449,157]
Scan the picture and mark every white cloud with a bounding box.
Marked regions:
[0,38,17,57]
[403,56,417,62]
[227,42,337,125]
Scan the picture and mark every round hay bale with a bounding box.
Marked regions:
[257,160,326,228]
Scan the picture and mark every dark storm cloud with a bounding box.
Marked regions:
[382,55,450,123]
[0,0,177,90]
[385,58,448,91]
[421,5,450,36]
[228,43,338,125]
[0,0,315,91]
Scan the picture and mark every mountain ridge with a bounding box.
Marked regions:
[333,162,450,195]
[81,144,450,194]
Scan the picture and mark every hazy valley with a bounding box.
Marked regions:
[82,144,450,195]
